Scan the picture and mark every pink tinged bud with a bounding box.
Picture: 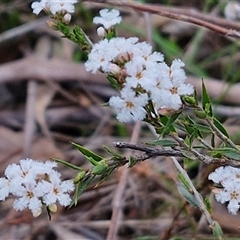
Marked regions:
[158,107,179,116]
[107,63,121,75]
[116,52,132,63]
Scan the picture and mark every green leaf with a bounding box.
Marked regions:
[194,109,207,119]
[184,124,195,135]
[128,156,137,167]
[211,133,215,148]
[103,145,124,160]
[211,221,224,240]
[107,74,119,89]
[85,156,101,166]
[73,171,86,184]
[188,131,198,147]
[71,175,95,207]
[53,158,83,171]
[192,123,212,133]
[181,150,198,161]
[98,165,116,184]
[176,183,198,207]
[71,142,103,162]
[159,113,179,136]
[213,117,229,138]
[182,95,197,106]
[91,161,108,175]
[145,139,178,147]
[209,147,240,160]
[201,80,213,117]
[178,173,191,191]
[204,197,212,213]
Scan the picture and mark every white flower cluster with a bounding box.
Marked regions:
[85,10,194,122]
[209,166,240,215]
[31,0,77,16]
[0,158,74,217]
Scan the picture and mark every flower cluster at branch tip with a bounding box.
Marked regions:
[209,166,240,215]
[85,9,194,122]
[31,0,77,22]
[0,158,74,217]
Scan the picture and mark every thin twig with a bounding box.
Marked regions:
[92,1,240,38]
[106,122,142,240]
[170,156,214,227]
[23,80,38,158]
[205,117,240,153]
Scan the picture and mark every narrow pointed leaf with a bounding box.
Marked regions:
[177,183,198,207]
[211,221,224,239]
[209,148,240,160]
[70,175,95,207]
[202,80,213,117]
[53,158,83,171]
[213,117,229,138]
[71,142,103,162]
[103,145,124,160]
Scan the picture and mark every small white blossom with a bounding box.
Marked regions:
[224,1,240,20]
[93,9,122,29]
[40,175,74,206]
[0,159,74,217]
[49,0,77,15]
[109,89,148,122]
[209,166,240,215]
[0,178,10,201]
[31,0,49,15]
[31,0,77,16]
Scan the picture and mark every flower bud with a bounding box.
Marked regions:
[158,107,180,116]
[92,162,108,175]
[48,203,57,213]
[107,63,121,75]
[97,26,106,38]
[73,170,86,184]
[63,13,72,24]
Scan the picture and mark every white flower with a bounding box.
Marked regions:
[85,39,116,73]
[215,183,240,215]
[109,88,148,122]
[31,0,77,16]
[49,0,78,15]
[0,178,10,201]
[224,2,240,20]
[208,166,234,184]
[31,0,49,15]
[93,9,122,29]
[40,171,74,207]
[12,182,43,214]
[209,166,240,215]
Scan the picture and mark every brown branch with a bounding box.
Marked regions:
[121,2,240,38]
[86,1,240,38]
[113,141,240,168]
